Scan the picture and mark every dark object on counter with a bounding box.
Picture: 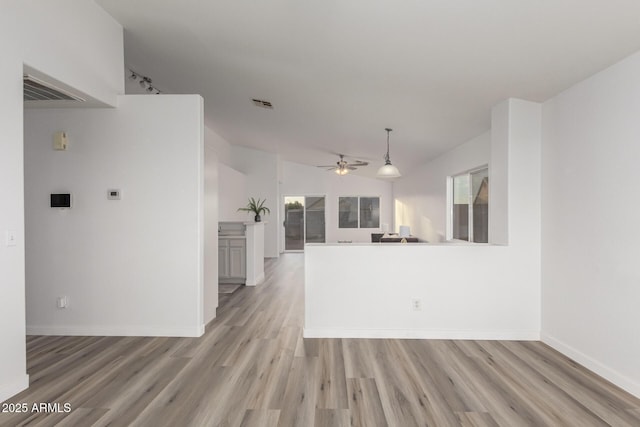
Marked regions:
[380,236,419,243]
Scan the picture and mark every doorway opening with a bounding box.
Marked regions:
[283,196,326,251]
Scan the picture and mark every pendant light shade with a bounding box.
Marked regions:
[377,128,401,178]
[377,163,401,178]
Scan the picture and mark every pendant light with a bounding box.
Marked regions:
[377,128,401,178]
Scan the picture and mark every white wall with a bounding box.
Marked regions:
[281,161,394,244]
[305,99,541,341]
[393,132,490,242]
[0,0,123,402]
[231,146,280,257]
[205,126,233,166]
[218,164,248,221]
[542,50,640,397]
[19,1,124,106]
[305,244,540,339]
[24,95,205,337]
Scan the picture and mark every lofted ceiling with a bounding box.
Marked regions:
[96,0,640,177]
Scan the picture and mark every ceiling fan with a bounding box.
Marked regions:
[317,154,369,175]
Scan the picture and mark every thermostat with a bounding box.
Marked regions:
[107,189,121,200]
[50,193,72,208]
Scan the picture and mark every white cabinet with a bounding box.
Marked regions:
[229,240,246,278]
[218,241,230,278]
[218,221,264,287]
[219,237,246,282]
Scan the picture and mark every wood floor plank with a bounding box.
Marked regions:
[368,339,439,426]
[240,409,280,427]
[524,341,640,408]
[314,408,351,427]
[46,408,109,427]
[503,340,640,426]
[473,340,609,426]
[404,340,478,415]
[434,340,551,426]
[346,378,388,427]
[343,339,377,379]
[277,356,320,427]
[456,411,500,427]
[411,340,488,413]
[316,339,349,409]
[3,254,640,427]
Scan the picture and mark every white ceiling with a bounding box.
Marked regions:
[96,0,640,176]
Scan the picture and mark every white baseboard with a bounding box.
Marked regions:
[246,272,265,287]
[542,333,640,398]
[0,374,29,403]
[204,308,217,326]
[26,324,204,338]
[303,328,540,340]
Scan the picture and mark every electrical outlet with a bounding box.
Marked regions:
[57,296,68,309]
[411,298,422,311]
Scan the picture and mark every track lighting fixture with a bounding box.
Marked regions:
[128,69,162,94]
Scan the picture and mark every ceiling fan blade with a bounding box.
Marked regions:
[317,154,369,172]
[350,160,369,166]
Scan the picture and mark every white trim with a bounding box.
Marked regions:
[447,165,489,242]
[337,195,382,229]
[0,374,30,402]
[446,175,453,240]
[26,324,205,338]
[542,333,640,398]
[303,328,540,340]
[245,272,265,287]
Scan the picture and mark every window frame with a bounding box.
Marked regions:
[446,166,489,242]
[338,196,381,229]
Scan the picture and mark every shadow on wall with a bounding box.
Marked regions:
[394,199,443,242]
[420,216,443,243]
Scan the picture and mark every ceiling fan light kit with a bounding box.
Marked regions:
[317,154,368,176]
[377,128,401,179]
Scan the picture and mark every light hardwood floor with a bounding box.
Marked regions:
[2,253,640,426]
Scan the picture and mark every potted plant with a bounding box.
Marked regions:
[238,197,271,222]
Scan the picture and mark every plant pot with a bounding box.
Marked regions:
[254,214,261,222]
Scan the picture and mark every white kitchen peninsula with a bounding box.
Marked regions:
[218,221,265,286]
[304,242,540,341]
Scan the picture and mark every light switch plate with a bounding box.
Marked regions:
[5,231,17,247]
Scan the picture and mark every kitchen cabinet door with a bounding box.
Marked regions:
[229,239,246,278]
[218,241,230,278]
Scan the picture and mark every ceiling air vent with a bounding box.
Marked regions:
[252,98,273,109]
[23,75,85,102]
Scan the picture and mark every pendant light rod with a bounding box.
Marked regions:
[384,128,393,165]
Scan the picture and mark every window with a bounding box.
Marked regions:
[449,168,488,243]
[338,197,358,228]
[339,196,380,228]
[359,197,380,228]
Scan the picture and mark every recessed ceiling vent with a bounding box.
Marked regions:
[23,75,85,102]
[252,98,273,109]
